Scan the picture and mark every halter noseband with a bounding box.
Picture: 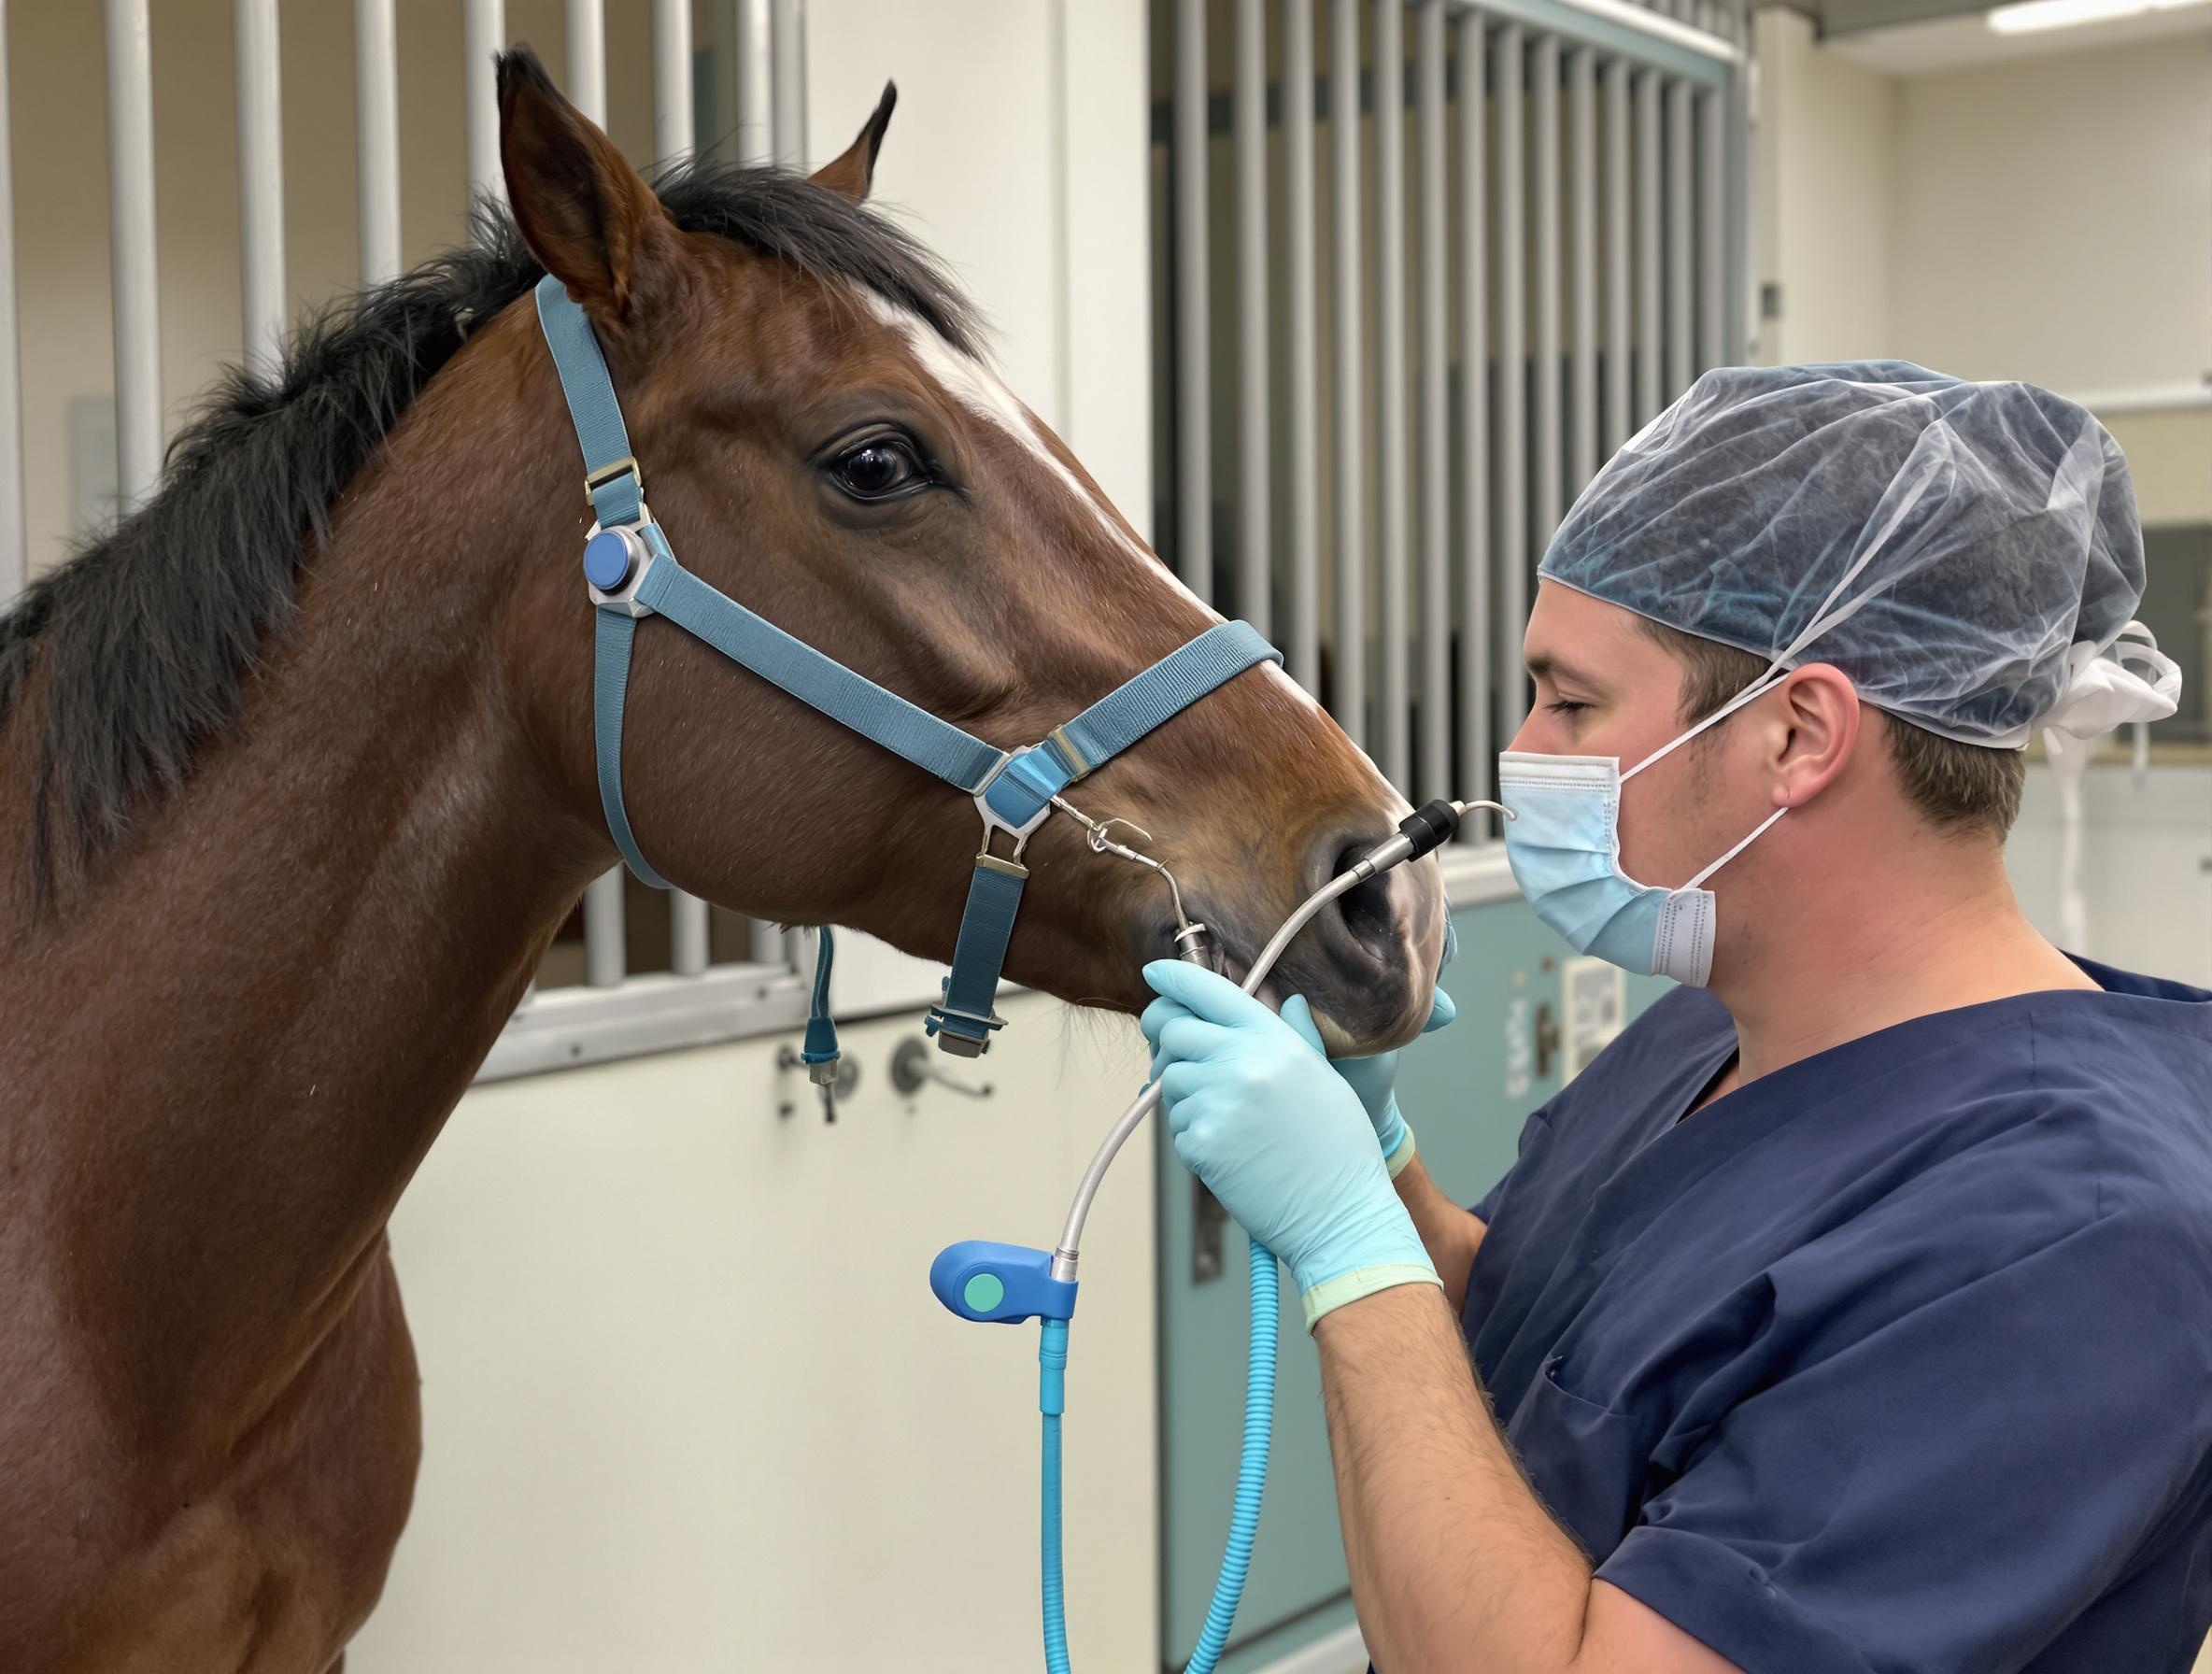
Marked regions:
[535,274,1281,1058]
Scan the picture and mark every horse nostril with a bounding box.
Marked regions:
[1331,841,1398,947]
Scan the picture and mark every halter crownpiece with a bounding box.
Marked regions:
[533,274,1282,1057]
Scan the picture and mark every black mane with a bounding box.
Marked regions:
[0,163,981,907]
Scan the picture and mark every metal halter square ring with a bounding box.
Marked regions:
[971,745,1071,871]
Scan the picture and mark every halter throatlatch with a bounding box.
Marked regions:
[535,274,1281,1057]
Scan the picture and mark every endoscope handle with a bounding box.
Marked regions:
[931,1240,1080,1325]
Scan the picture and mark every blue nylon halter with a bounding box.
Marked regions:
[534,274,1282,1057]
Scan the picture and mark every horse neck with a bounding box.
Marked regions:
[0,315,603,1440]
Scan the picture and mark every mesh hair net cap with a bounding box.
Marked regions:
[1538,361,2180,749]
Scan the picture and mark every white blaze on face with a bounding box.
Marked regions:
[856,290,1340,736]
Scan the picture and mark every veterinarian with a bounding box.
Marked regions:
[1144,363,2212,1674]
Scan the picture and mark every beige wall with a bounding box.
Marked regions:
[1753,14,2212,520]
[1755,8,1897,366]
[351,992,1161,1673]
[1888,32,2212,397]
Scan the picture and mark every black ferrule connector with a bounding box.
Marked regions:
[1396,799,1462,859]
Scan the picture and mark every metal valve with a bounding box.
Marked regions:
[891,1037,994,1100]
[777,1044,859,1122]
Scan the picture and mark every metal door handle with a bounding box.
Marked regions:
[890,1037,994,1099]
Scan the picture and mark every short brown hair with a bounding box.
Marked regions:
[1638,619,2025,840]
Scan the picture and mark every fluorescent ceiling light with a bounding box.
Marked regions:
[1988,0,2206,33]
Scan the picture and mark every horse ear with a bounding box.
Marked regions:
[496,47,673,324]
[810,82,897,203]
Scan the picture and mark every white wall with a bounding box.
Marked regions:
[1887,32,2212,399]
[1754,8,1898,366]
[2007,762,2212,987]
[1752,15,2212,524]
[352,992,1161,1674]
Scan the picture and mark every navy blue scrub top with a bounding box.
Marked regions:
[1453,958,2212,1674]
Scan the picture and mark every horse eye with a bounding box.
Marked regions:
[831,437,927,500]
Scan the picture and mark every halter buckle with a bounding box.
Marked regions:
[585,455,645,508]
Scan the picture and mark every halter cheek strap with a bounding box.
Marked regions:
[534,274,1282,1057]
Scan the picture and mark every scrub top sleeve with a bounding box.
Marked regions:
[1596,1205,2212,1674]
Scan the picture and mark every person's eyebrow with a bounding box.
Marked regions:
[1525,650,1605,690]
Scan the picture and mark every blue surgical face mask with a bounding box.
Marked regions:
[1498,671,1789,986]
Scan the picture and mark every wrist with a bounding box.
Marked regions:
[1377,1102,1416,1178]
[1290,1196,1438,1331]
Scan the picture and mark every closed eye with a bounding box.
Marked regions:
[1546,699,1590,716]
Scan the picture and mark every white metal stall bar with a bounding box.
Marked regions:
[1665,75,1692,399]
[1602,54,1630,453]
[1453,5,1492,837]
[653,0,710,980]
[1567,45,1597,493]
[0,0,22,604]
[1328,0,1365,749]
[1282,0,1322,693]
[234,0,285,379]
[1375,0,1411,793]
[1235,0,1270,642]
[1415,0,1451,807]
[770,0,805,168]
[734,0,773,166]
[356,0,402,288]
[1494,21,1527,744]
[1634,66,1661,424]
[734,0,787,965]
[558,0,630,993]
[464,0,505,225]
[566,0,607,124]
[655,0,694,166]
[1531,32,1561,592]
[1173,0,1212,603]
[1698,82,1725,372]
[104,0,162,509]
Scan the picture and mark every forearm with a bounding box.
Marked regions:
[1391,1155,1485,1312]
[1316,1284,1594,1673]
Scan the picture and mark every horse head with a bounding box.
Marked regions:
[492,50,1444,1052]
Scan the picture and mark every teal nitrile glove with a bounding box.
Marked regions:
[1278,987,1455,1180]
[1141,961,1440,1331]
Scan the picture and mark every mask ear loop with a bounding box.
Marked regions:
[1681,802,1788,891]
[1618,661,1793,893]
[1621,663,1793,784]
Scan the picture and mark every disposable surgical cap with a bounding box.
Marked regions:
[1539,362,2180,749]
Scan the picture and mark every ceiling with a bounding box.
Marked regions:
[1764,0,2212,72]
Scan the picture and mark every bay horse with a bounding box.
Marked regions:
[0,49,1445,1672]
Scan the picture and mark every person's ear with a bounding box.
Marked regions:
[810,82,897,202]
[497,47,678,326]
[1768,663,1861,809]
